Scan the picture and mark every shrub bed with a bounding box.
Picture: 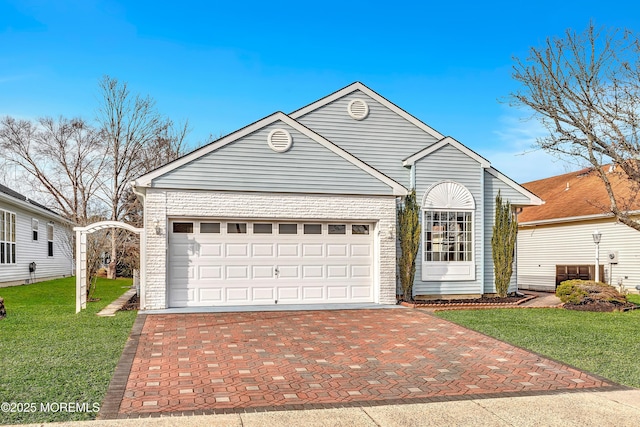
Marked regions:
[556,279,636,312]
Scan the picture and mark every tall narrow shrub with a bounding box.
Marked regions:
[492,191,517,297]
[398,190,421,301]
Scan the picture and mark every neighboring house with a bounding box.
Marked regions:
[132,82,542,310]
[0,184,74,287]
[517,166,640,292]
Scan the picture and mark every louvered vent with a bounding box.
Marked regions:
[347,99,369,120]
[423,181,475,209]
[267,129,292,152]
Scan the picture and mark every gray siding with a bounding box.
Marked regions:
[483,171,525,294]
[412,144,483,296]
[296,90,439,187]
[152,121,394,195]
[0,200,73,286]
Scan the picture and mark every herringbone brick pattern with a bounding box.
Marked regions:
[118,309,612,415]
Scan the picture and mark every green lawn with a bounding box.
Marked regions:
[0,277,137,424]
[435,307,640,388]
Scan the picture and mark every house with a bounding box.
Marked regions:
[0,184,74,287]
[517,166,640,292]
[131,82,542,310]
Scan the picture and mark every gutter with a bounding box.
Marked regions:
[518,211,640,227]
[0,192,74,225]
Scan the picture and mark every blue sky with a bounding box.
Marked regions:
[1,0,638,183]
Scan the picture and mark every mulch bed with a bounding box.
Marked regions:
[563,300,638,312]
[403,294,530,308]
[119,293,139,311]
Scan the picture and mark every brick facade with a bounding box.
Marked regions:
[143,189,398,309]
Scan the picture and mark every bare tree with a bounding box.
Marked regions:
[96,76,189,278]
[0,116,106,224]
[510,23,640,232]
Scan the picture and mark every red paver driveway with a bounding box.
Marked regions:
[110,309,616,417]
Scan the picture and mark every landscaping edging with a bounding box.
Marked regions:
[399,294,537,309]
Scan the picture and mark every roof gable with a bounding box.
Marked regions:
[403,137,490,168]
[290,82,444,140]
[134,112,407,196]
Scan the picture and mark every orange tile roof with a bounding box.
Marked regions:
[518,166,640,223]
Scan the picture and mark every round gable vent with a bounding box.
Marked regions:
[267,129,292,152]
[347,99,369,120]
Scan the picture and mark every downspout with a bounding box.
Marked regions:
[479,167,485,295]
[131,184,147,311]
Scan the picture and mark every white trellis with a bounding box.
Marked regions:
[74,221,145,313]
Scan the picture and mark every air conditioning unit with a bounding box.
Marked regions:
[608,251,619,264]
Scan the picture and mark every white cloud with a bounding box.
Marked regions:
[487,114,582,183]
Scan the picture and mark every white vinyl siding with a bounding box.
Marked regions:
[517,218,640,292]
[295,90,439,187]
[152,121,394,196]
[0,201,72,286]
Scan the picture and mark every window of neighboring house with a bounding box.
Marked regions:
[0,209,17,264]
[421,181,475,281]
[47,222,54,257]
[32,219,39,241]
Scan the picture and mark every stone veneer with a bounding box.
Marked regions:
[142,189,398,309]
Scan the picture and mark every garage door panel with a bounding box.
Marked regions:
[351,265,372,278]
[252,287,275,301]
[200,243,222,257]
[170,287,194,306]
[351,244,371,257]
[199,265,222,279]
[277,265,299,278]
[277,286,300,300]
[171,266,195,280]
[327,244,347,257]
[226,243,248,257]
[302,286,324,300]
[327,265,348,278]
[252,243,274,257]
[302,244,323,257]
[170,243,193,258]
[327,286,348,299]
[351,285,373,299]
[302,265,323,278]
[277,244,299,257]
[252,265,274,279]
[199,288,224,303]
[226,287,249,301]
[226,265,249,279]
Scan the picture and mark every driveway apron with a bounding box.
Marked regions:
[107,309,618,418]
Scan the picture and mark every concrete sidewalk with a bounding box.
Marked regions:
[11,389,640,426]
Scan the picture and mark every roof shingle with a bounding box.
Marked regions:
[518,166,640,223]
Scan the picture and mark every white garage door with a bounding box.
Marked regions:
[168,220,375,307]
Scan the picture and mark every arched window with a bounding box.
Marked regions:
[422,181,475,281]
